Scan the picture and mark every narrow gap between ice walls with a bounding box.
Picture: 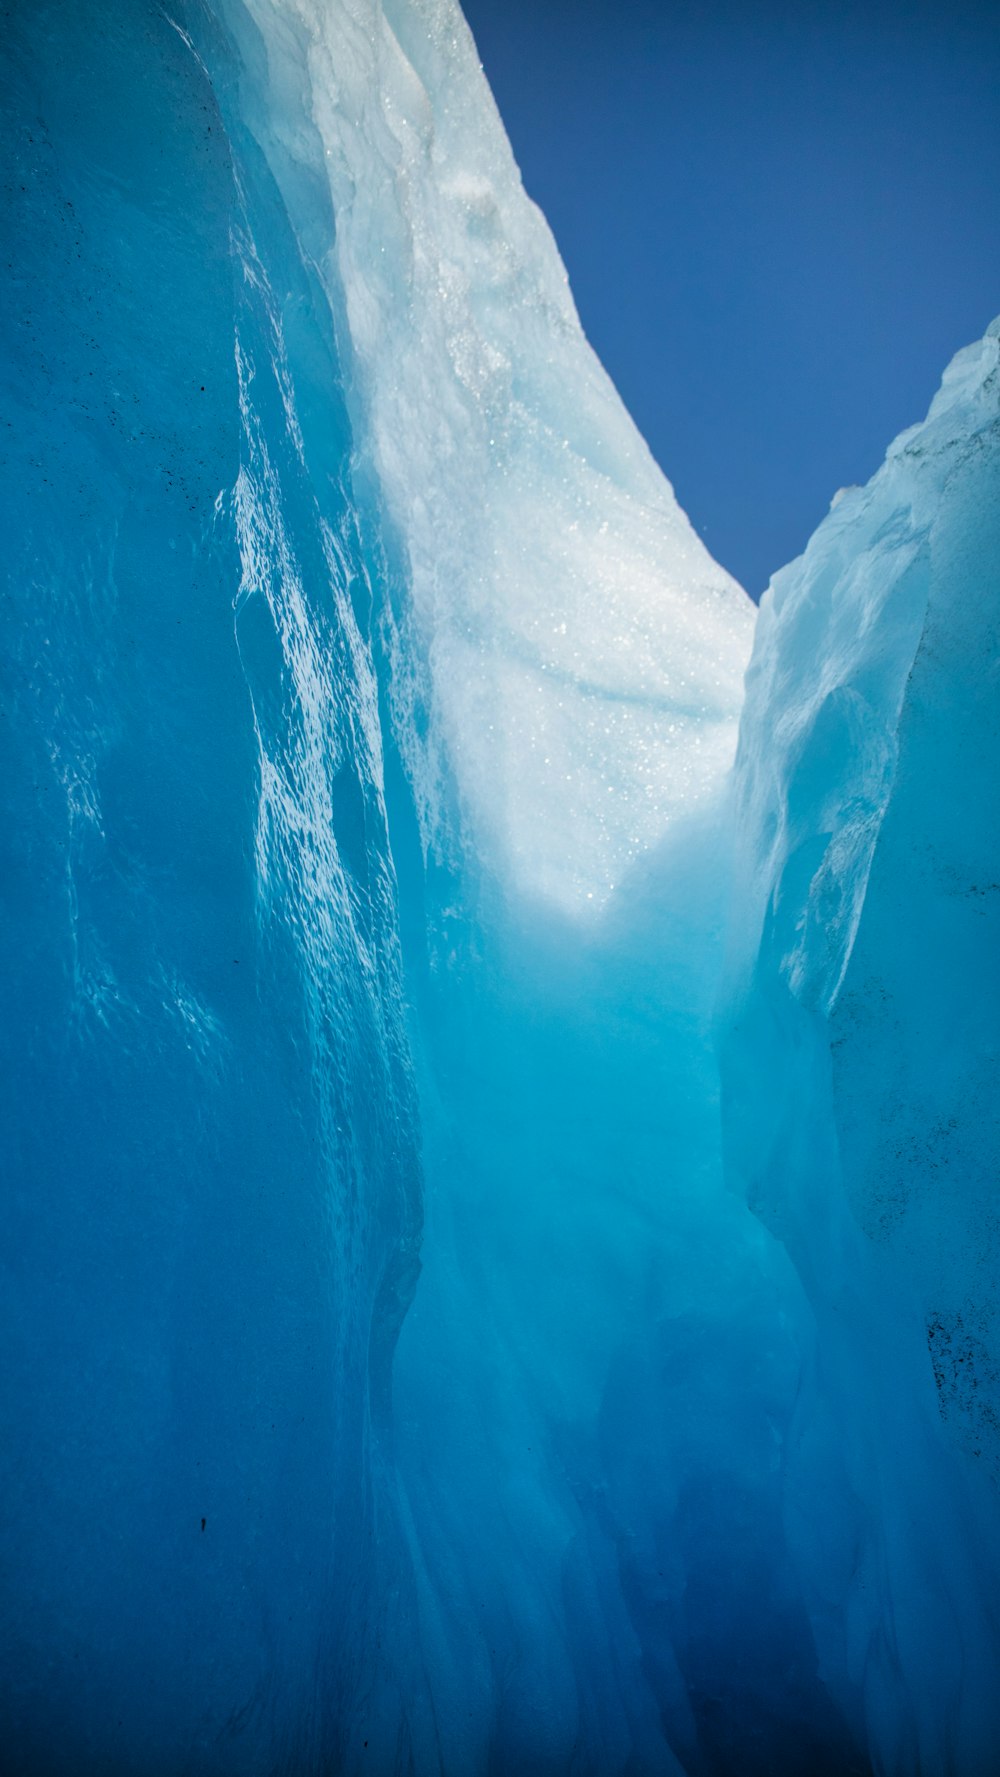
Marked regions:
[3,0,998,1774]
[197,4,882,1775]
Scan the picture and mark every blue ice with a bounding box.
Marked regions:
[1,2,998,1773]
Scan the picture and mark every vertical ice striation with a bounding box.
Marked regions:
[1,3,422,1768]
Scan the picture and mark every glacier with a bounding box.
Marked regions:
[1,2,998,1775]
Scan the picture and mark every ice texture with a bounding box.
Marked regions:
[218,0,753,914]
[2,0,999,1774]
[723,319,1000,1774]
[2,5,421,1767]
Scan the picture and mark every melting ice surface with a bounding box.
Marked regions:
[1,2,998,1775]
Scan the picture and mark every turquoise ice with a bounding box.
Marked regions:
[1,2,997,1773]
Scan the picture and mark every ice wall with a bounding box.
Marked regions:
[3,0,999,1773]
[2,3,422,1768]
[218,0,752,916]
[3,0,766,1769]
[722,321,1000,1775]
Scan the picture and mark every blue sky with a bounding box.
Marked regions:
[462,0,1000,598]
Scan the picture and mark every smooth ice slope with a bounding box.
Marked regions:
[220,0,753,914]
[722,320,1000,1775]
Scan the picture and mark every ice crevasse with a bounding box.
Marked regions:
[1,1,998,1775]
